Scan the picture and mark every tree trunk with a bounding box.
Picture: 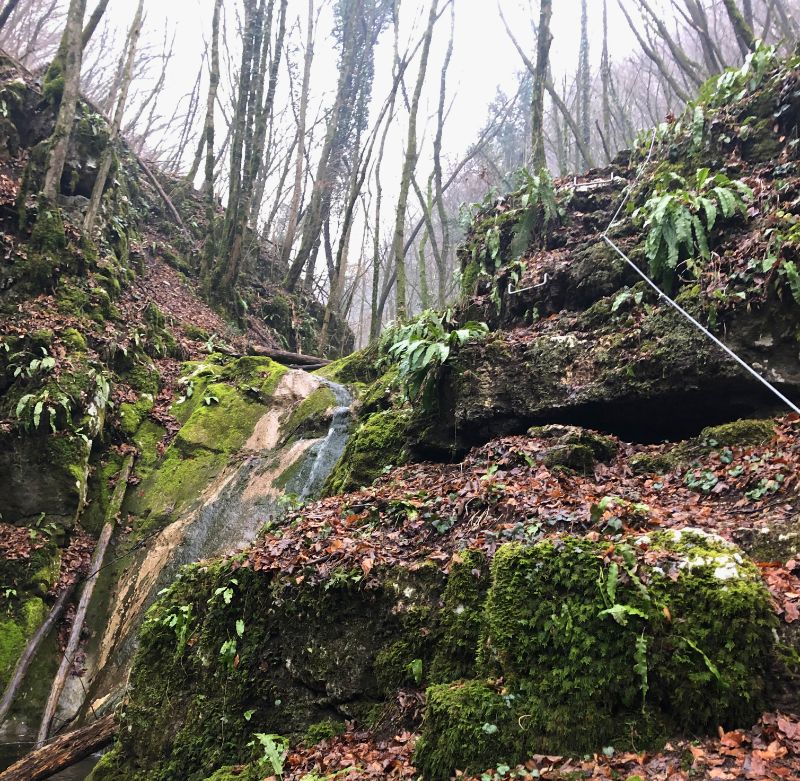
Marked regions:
[42,0,87,201]
[84,0,143,233]
[392,0,440,321]
[722,0,756,56]
[0,714,116,781]
[80,0,109,50]
[199,0,222,284]
[529,0,552,171]
[37,455,133,743]
[0,0,21,33]
[577,0,591,168]
[619,0,691,104]
[279,0,314,270]
[601,0,612,163]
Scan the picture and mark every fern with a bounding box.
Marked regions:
[384,309,488,406]
[633,168,752,288]
[509,168,560,260]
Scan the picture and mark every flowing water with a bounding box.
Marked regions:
[0,372,353,777]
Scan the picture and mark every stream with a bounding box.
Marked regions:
[0,374,353,778]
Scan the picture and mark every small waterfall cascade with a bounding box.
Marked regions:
[55,370,354,734]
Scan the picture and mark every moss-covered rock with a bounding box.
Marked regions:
[323,408,410,496]
[0,595,48,689]
[0,430,91,527]
[700,418,776,447]
[415,530,775,778]
[281,385,337,441]
[125,357,287,532]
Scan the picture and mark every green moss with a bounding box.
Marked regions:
[359,366,399,414]
[429,550,488,684]
[119,396,154,436]
[282,385,336,440]
[183,324,211,342]
[82,452,125,536]
[201,767,254,781]
[314,348,380,386]
[123,362,160,396]
[323,408,410,496]
[0,597,46,689]
[62,327,87,351]
[700,418,775,447]
[630,450,683,475]
[176,383,265,454]
[303,719,346,745]
[126,361,285,532]
[414,680,517,781]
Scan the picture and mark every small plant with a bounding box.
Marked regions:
[633,167,752,289]
[508,167,561,259]
[160,603,194,659]
[384,309,488,405]
[8,346,56,379]
[250,733,289,778]
[15,388,72,432]
[703,41,777,109]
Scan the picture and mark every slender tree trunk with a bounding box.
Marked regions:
[433,2,454,306]
[80,0,109,50]
[635,0,704,86]
[83,0,143,233]
[279,0,314,269]
[723,0,756,56]
[530,0,552,171]
[199,0,222,284]
[601,0,612,163]
[42,0,87,202]
[0,584,75,725]
[577,0,591,167]
[0,0,21,33]
[618,0,691,103]
[393,0,440,321]
[37,455,133,743]
[284,5,359,292]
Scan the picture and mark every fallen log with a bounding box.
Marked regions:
[246,343,330,368]
[0,583,76,725]
[37,455,134,743]
[0,714,116,781]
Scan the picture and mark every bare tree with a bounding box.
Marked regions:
[392,0,441,320]
[42,0,87,202]
[84,0,144,233]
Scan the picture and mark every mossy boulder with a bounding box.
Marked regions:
[415,530,775,779]
[527,424,618,473]
[700,418,776,447]
[281,384,337,441]
[323,408,410,496]
[125,357,287,532]
[101,526,776,781]
[0,430,91,527]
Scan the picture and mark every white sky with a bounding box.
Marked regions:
[102,0,641,171]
